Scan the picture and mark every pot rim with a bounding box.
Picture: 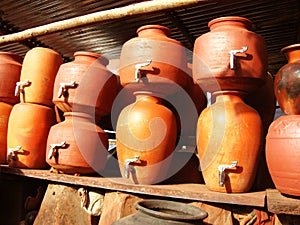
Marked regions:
[281,43,300,54]
[137,24,171,36]
[208,16,252,30]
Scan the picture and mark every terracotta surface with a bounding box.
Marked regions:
[116,91,177,184]
[274,43,300,115]
[46,112,108,174]
[119,25,188,95]
[193,16,268,93]
[0,102,13,164]
[197,90,263,193]
[266,115,300,196]
[7,103,56,168]
[19,47,63,106]
[53,52,118,121]
[0,51,22,104]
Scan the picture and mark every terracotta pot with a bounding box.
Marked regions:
[7,103,56,168]
[0,52,22,104]
[112,199,208,225]
[46,112,108,174]
[116,91,177,184]
[119,25,188,95]
[274,43,300,115]
[53,51,118,121]
[193,16,268,93]
[17,47,63,106]
[197,90,263,192]
[0,102,13,164]
[266,115,300,196]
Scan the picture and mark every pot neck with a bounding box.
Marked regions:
[213,90,247,103]
[64,112,94,122]
[281,44,300,63]
[134,91,162,103]
[137,25,171,38]
[208,16,252,31]
[0,52,23,64]
[74,51,109,66]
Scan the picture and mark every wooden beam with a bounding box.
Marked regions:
[0,0,208,45]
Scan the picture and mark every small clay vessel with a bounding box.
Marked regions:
[7,103,56,168]
[0,102,13,164]
[46,112,108,174]
[274,43,300,115]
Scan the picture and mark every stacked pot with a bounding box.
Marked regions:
[266,43,300,197]
[46,51,118,174]
[194,16,275,193]
[7,47,62,168]
[0,52,23,164]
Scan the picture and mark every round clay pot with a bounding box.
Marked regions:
[112,199,208,225]
[0,102,13,164]
[7,103,56,168]
[116,91,177,184]
[53,51,118,121]
[119,25,188,95]
[274,43,300,115]
[46,112,108,174]
[266,115,300,196]
[17,47,63,106]
[197,90,263,193]
[0,52,22,104]
[193,16,268,93]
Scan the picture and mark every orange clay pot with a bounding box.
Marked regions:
[116,91,177,184]
[266,115,300,196]
[7,103,56,168]
[53,51,118,121]
[193,16,268,93]
[0,102,13,164]
[46,112,108,174]
[274,44,300,115]
[17,47,63,106]
[0,52,22,104]
[197,90,263,193]
[119,25,188,95]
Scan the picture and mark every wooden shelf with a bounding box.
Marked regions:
[0,165,266,207]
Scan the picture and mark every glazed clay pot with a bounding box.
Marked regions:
[17,47,63,106]
[0,52,22,104]
[53,52,118,121]
[197,90,263,193]
[112,199,208,225]
[0,102,13,164]
[7,103,56,168]
[274,43,300,115]
[116,91,177,184]
[193,16,268,93]
[119,25,188,95]
[266,115,300,196]
[46,112,108,174]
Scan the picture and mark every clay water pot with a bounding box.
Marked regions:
[119,25,188,95]
[0,102,13,164]
[274,43,300,115]
[46,112,108,174]
[0,52,22,104]
[17,47,63,106]
[197,90,263,193]
[193,16,268,93]
[116,91,177,184]
[266,115,300,196]
[112,199,208,225]
[7,103,56,168]
[53,51,118,121]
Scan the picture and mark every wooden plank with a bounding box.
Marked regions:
[0,165,266,207]
[267,189,300,215]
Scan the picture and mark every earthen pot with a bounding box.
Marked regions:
[197,90,263,192]
[119,25,188,95]
[17,47,63,106]
[7,103,56,168]
[116,91,177,184]
[0,102,13,164]
[193,16,268,93]
[0,52,22,104]
[274,43,300,115]
[53,51,118,122]
[46,112,108,174]
[266,115,300,196]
